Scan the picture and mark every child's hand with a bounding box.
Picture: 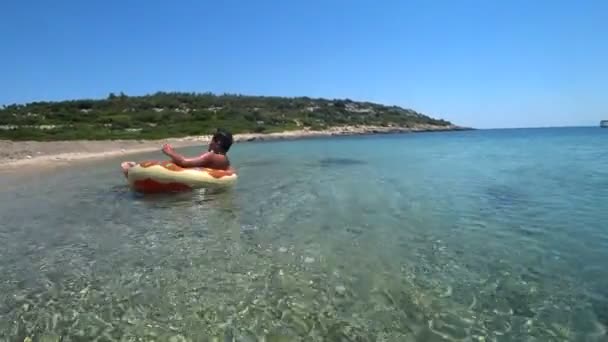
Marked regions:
[162,144,174,155]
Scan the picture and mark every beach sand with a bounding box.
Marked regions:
[0,124,464,170]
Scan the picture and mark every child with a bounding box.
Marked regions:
[162,128,233,170]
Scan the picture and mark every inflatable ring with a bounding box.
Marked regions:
[121,160,237,193]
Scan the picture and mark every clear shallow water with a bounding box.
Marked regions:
[1,128,607,341]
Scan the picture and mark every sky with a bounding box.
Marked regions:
[1,0,606,129]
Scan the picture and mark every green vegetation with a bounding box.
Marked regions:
[0,92,453,141]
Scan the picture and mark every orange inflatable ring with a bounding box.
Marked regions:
[121,160,237,193]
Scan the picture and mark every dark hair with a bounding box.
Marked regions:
[212,128,233,152]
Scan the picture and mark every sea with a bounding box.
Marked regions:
[0,127,607,341]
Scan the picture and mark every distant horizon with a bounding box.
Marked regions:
[1,0,606,129]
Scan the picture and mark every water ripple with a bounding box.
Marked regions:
[0,128,607,340]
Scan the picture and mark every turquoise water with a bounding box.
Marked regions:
[1,127,607,341]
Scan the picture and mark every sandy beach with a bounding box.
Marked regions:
[0,124,465,170]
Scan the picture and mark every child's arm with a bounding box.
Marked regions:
[162,144,211,168]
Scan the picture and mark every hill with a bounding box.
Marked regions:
[0,92,456,141]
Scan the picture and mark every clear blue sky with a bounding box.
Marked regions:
[1,0,606,128]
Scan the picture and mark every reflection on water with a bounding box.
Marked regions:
[130,187,238,209]
[0,129,608,341]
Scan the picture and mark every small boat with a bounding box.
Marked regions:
[601,120,608,128]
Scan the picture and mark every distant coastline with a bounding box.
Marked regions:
[0,91,472,169]
[0,91,456,141]
[0,124,470,170]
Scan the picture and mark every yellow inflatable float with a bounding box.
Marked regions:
[121,160,237,193]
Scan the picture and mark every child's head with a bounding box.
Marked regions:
[209,128,233,153]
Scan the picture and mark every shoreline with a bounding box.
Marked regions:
[0,125,469,170]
